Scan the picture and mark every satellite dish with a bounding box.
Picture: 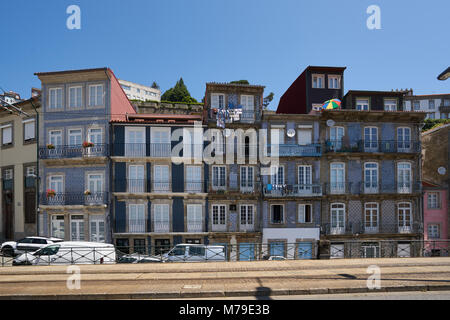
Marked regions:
[223,129,232,138]
[327,119,335,127]
[438,167,446,175]
[287,129,296,138]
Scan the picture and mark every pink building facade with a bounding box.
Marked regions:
[423,182,448,241]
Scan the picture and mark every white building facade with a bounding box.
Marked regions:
[404,94,450,120]
[118,79,161,102]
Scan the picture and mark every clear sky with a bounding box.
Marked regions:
[1,0,449,110]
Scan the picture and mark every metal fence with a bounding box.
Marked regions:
[1,240,449,267]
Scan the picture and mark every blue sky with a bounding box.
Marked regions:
[1,0,449,109]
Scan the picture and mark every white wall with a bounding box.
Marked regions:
[262,228,320,243]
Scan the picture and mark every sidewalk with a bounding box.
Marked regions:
[0,257,449,299]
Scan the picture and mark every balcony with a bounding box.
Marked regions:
[239,224,255,232]
[324,140,421,154]
[211,224,227,232]
[322,222,422,235]
[187,222,203,233]
[263,184,322,197]
[209,108,261,123]
[359,182,422,195]
[209,181,260,194]
[185,181,204,193]
[127,179,147,193]
[40,192,108,206]
[154,221,170,233]
[268,144,322,157]
[323,182,354,195]
[128,219,147,233]
[39,144,108,159]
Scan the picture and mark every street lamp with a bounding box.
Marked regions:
[437,67,450,81]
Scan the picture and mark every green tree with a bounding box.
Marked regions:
[151,81,160,90]
[161,78,197,103]
[230,80,250,85]
[263,92,275,110]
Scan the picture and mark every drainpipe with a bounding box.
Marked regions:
[30,99,39,236]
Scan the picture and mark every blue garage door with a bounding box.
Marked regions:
[297,242,313,259]
[239,243,255,261]
[270,242,285,257]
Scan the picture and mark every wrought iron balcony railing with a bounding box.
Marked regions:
[40,192,108,206]
[324,140,421,154]
[39,144,108,159]
[267,143,322,157]
[321,222,422,235]
[359,181,422,194]
[209,108,261,123]
[262,184,322,197]
[114,180,208,193]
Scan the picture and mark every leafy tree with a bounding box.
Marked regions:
[161,78,197,103]
[422,119,450,132]
[263,92,275,110]
[151,81,160,90]
[230,80,250,85]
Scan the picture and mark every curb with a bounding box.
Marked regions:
[1,284,450,300]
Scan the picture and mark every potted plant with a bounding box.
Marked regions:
[82,141,94,148]
[84,190,91,196]
[46,144,55,150]
[46,189,56,198]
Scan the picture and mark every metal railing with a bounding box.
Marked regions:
[40,192,108,206]
[324,140,421,154]
[321,222,422,235]
[359,181,422,194]
[1,240,449,266]
[208,109,261,123]
[263,184,322,197]
[267,143,322,157]
[39,144,108,159]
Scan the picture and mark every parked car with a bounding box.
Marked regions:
[267,256,286,261]
[13,241,116,266]
[1,236,64,257]
[117,253,163,264]
[163,244,225,262]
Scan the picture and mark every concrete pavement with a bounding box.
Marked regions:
[0,257,449,299]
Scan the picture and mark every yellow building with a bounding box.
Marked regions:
[0,97,41,241]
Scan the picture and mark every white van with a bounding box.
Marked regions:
[163,244,225,262]
[13,241,116,266]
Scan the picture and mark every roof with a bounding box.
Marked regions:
[422,180,446,189]
[438,67,450,81]
[405,93,450,98]
[345,90,406,96]
[111,113,203,124]
[34,67,108,76]
[206,82,265,89]
[306,66,347,72]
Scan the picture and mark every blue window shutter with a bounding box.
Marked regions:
[172,164,184,192]
[115,199,126,233]
[146,127,151,156]
[114,126,124,156]
[204,164,209,193]
[172,197,184,232]
[171,126,182,157]
[115,162,126,192]
[147,200,152,233]
[205,199,209,232]
[146,163,151,192]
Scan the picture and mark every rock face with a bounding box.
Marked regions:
[133,101,203,115]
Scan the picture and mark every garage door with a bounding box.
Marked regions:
[397,243,411,257]
[331,244,344,259]
[270,242,285,257]
[239,243,256,261]
[297,242,313,259]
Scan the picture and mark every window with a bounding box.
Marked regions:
[49,175,63,193]
[329,126,344,150]
[68,129,82,146]
[330,203,345,233]
[128,165,145,193]
[429,100,435,110]
[153,165,170,192]
[384,99,397,111]
[444,99,450,107]
[88,128,103,145]
[328,75,341,89]
[240,166,254,191]
[1,124,12,146]
[187,204,202,232]
[428,224,440,239]
[26,166,36,177]
[413,101,420,111]
[298,165,312,192]
[298,204,312,223]
[211,130,224,155]
[212,205,226,227]
[397,127,411,152]
[125,127,145,157]
[23,119,36,141]
[330,163,345,193]
[429,113,435,119]
[129,204,145,233]
[312,74,324,88]
[49,130,62,147]
[398,202,412,232]
[87,174,103,193]
[186,166,202,193]
[297,127,312,145]
[364,163,378,193]
[364,127,378,151]
[427,192,440,209]
[51,215,65,239]
[153,204,170,232]
[121,85,131,91]
[151,127,170,157]
[270,127,285,145]
[134,239,146,254]
[212,166,226,189]
[90,215,105,242]
[241,95,254,115]
[4,168,13,180]
[271,166,284,186]
[312,104,322,112]
[211,93,225,108]
[397,162,412,193]
[70,215,85,241]
[240,205,254,227]
[271,205,284,224]
[364,203,379,232]
[49,88,63,109]
[69,86,82,108]
[356,99,369,111]
[89,85,103,106]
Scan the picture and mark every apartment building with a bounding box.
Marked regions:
[0,97,40,241]
[35,67,135,243]
[119,79,161,102]
[342,90,406,111]
[110,113,208,255]
[404,94,450,119]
